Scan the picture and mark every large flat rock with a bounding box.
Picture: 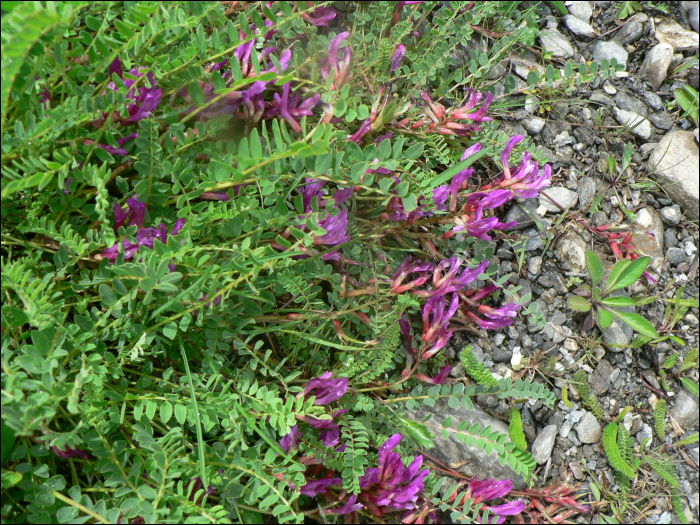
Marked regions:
[648,131,699,220]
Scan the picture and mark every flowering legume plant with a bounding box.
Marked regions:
[2,2,557,523]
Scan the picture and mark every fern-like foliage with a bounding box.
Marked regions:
[508,407,528,451]
[337,323,400,383]
[680,377,699,398]
[645,458,679,488]
[679,348,699,372]
[603,423,637,479]
[574,370,604,420]
[654,399,667,441]
[672,494,690,524]
[561,384,573,408]
[661,353,679,369]
[338,419,370,494]
[460,346,498,388]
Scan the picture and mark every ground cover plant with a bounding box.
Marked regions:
[1,1,697,524]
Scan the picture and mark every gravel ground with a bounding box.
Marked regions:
[421,2,700,523]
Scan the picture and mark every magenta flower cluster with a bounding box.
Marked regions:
[102,197,184,267]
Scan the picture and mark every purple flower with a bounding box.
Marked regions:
[392,44,407,72]
[322,32,352,89]
[331,187,354,206]
[106,58,162,123]
[399,314,414,358]
[391,257,434,294]
[199,292,222,307]
[187,477,216,505]
[300,178,328,212]
[280,425,303,452]
[348,117,372,144]
[467,189,514,210]
[314,209,350,247]
[200,192,230,201]
[375,132,393,144]
[302,372,348,405]
[432,185,451,211]
[85,132,139,156]
[113,196,146,231]
[452,91,494,123]
[416,364,451,384]
[461,142,483,161]
[51,445,90,460]
[273,83,321,132]
[301,5,338,26]
[470,478,513,501]
[422,293,460,343]
[300,477,342,497]
[329,494,363,515]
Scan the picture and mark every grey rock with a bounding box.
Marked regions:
[615,91,647,116]
[528,256,543,276]
[603,80,617,95]
[641,369,660,390]
[559,419,574,438]
[643,91,664,111]
[577,176,597,210]
[684,1,699,32]
[493,348,512,363]
[532,425,558,464]
[487,63,506,80]
[590,360,613,395]
[539,29,575,58]
[668,247,687,265]
[575,412,602,443]
[648,131,700,220]
[553,130,574,148]
[664,229,678,248]
[521,117,546,135]
[655,19,699,51]
[405,398,527,489]
[550,310,567,326]
[631,207,665,259]
[671,390,700,429]
[566,1,593,24]
[563,15,596,39]
[540,187,578,212]
[602,290,635,351]
[636,424,653,449]
[639,43,674,90]
[640,142,658,159]
[571,462,585,480]
[649,112,674,130]
[613,108,652,139]
[660,204,682,225]
[589,40,628,68]
[590,91,615,106]
[503,199,539,230]
[554,231,587,272]
[623,412,644,435]
[657,512,672,525]
[524,96,539,114]
[573,125,597,145]
[614,20,644,46]
[515,228,543,252]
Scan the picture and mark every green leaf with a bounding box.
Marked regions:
[599,296,637,307]
[399,417,435,448]
[160,401,173,424]
[568,295,592,312]
[423,148,489,189]
[404,143,424,160]
[99,284,117,307]
[603,258,632,294]
[175,404,187,425]
[586,250,604,286]
[1,420,16,466]
[598,308,614,330]
[605,257,649,293]
[402,193,418,213]
[613,311,659,338]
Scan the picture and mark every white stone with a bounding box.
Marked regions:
[603,80,617,94]
[539,187,578,212]
[563,15,597,38]
[648,131,700,220]
[536,205,548,217]
[655,19,699,51]
[511,346,522,368]
[539,29,575,58]
[521,117,546,135]
[639,43,674,90]
[636,208,653,228]
[590,40,628,67]
[565,1,593,23]
[613,108,652,139]
[524,96,539,114]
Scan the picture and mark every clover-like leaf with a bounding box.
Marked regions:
[568,295,592,312]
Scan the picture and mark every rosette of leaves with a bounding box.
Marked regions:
[568,251,659,338]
